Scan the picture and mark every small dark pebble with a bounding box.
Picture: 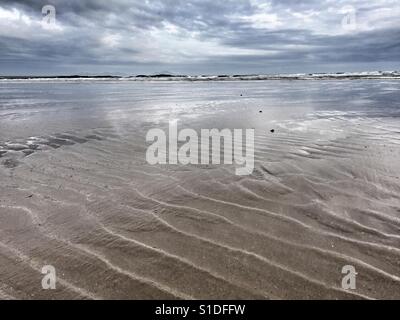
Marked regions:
[85,134,103,141]
[270,129,275,133]
[28,144,40,150]
[2,159,19,168]
[27,195,33,198]
[23,149,35,156]
[259,110,263,113]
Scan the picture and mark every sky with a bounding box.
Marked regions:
[0,0,399,75]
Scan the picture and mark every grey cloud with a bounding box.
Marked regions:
[0,0,398,75]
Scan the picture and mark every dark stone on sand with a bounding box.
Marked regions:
[28,144,40,150]
[85,134,104,141]
[47,137,75,146]
[259,110,263,113]
[56,134,88,144]
[22,150,35,156]
[270,129,275,133]
[3,159,19,168]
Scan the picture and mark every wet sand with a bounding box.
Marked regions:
[0,80,400,299]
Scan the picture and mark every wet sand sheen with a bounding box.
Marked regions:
[0,80,400,299]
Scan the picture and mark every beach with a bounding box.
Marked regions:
[0,79,400,299]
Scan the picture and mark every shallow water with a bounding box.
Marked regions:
[0,80,399,299]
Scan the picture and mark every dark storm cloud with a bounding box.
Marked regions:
[0,0,399,75]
